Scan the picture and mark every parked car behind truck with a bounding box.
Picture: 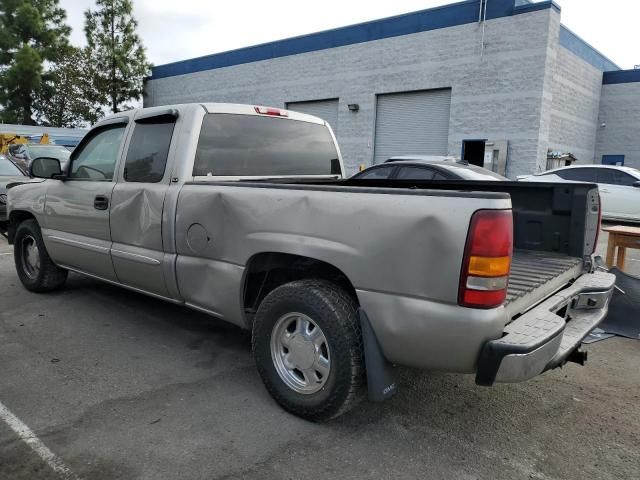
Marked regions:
[0,155,28,226]
[519,165,640,222]
[353,158,508,181]
[7,143,71,173]
[8,103,616,420]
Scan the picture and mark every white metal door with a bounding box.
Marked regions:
[286,99,339,135]
[373,89,452,165]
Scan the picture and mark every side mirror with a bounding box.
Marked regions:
[633,181,640,188]
[30,157,65,179]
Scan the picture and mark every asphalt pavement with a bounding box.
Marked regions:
[0,229,639,480]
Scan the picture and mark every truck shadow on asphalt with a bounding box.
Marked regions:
[3,271,639,479]
[64,272,252,351]
[41,273,631,424]
[50,275,554,422]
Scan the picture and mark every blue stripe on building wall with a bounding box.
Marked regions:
[150,0,562,80]
[559,26,619,72]
[603,69,640,85]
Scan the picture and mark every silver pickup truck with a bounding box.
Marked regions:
[7,103,616,421]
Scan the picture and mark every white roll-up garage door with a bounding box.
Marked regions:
[373,89,452,165]
[286,99,339,135]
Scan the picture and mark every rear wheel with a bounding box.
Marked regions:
[252,279,365,421]
[14,220,67,292]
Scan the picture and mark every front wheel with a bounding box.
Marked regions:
[14,220,68,292]
[252,279,365,421]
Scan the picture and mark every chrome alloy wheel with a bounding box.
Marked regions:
[21,234,40,279]
[270,313,331,395]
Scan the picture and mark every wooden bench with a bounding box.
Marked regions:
[603,225,640,271]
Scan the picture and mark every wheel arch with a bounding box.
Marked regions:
[8,210,37,244]
[242,252,359,328]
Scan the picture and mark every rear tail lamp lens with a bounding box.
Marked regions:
[459,210,513,309]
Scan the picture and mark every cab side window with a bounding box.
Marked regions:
[432,172,450,180]
[396,167,436,180]
[70,125,126,181]
[124,117,176,183]
[356,166,396,179]
[556,168,597,183]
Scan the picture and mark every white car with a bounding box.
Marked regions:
[519,165,640,222]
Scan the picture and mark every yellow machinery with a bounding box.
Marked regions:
[0,133,50,154]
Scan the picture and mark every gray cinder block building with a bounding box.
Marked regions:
[144,0,640,177]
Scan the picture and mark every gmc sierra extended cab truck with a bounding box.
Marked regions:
[7,103,616,421]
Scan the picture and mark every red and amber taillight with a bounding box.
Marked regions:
[458,210,513,309]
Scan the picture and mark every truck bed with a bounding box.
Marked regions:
[506,250,583,317]
[338,177,599,317]
[191,177,599,320]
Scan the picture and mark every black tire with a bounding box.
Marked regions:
[14,219,68,292]
[252,279,365,421]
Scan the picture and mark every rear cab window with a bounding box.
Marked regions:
[193,114,341,177]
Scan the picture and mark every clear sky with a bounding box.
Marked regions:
[59,0,638,69]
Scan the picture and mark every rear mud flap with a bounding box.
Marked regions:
[599,267,640,340]
[359,309,398,402]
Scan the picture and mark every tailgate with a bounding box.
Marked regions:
[476,270,616,386]
[506,250,584,319]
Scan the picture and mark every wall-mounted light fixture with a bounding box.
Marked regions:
[348,104,360,112]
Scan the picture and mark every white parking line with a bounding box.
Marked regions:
[0,252,12,256]
[0,400,81,479]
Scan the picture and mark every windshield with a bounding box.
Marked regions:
[26,145,71,162]
[0,158,25,176]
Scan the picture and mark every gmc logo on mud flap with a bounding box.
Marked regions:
[383,383,397,396]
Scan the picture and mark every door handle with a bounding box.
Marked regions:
[94,195,109,210]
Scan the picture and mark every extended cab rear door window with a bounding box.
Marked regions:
[193,114,341,177]
[124,116,176,183]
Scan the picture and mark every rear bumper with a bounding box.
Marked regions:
[475,271,616,386]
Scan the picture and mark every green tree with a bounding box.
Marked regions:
[34,47,103,127]
[0,0,71,124]
[84,0,151,113]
